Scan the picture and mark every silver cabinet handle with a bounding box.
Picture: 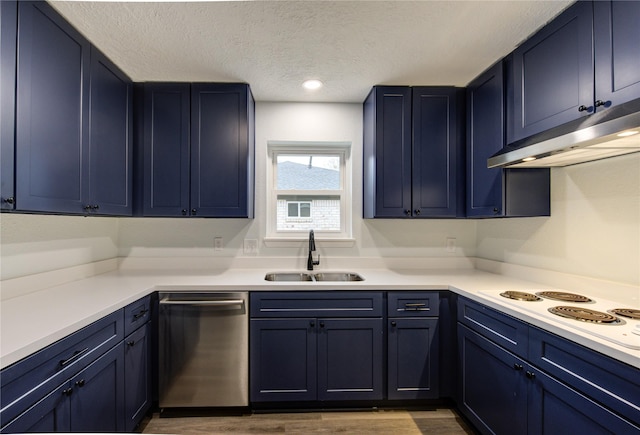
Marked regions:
[160,299,244,307]
[404,303,428,310]
[59,347,89,367]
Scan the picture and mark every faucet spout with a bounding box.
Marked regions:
[307,230,320,271]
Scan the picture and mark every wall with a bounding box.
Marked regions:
[0,214,118,281]
[117,102,478,263]
[1,103,636,287]
[476,153,640,286]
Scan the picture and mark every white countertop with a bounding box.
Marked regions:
[1,266,639,370]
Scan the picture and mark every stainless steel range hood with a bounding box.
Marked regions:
[488,99,640,168]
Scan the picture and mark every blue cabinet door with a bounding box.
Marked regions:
[466,62,504,217]
[363,86,412,218]
[69,344,124,433]
[528,368,640,435]
[467,62,550,218]
[510,1,594,142]
[411,87,464,218]
[88,46,133,216]
[142,83,191,216]
[190,84,254,217]
[594,0,640,108]
[124,324,151,432]
[388,318,439,400]
[317,318,383,401]
[0,383,71,433]
[15,1,90,213]
[250,318,317,402]
[458,324,528,435]
[0,1,17,210]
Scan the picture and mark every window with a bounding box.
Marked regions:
[287,201,311,218]
[267,142,352,241]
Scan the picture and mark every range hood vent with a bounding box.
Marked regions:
[488,99,640,168]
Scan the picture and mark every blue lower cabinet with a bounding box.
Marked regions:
[0,383,71,433]
[2,345,124,434]
[69,345,125,433]
[250,317,383,403]
[457,298,640,435]
[528,368,639,435]
[317,318,383,401]
[124,323,151,432]
[388,318,439,400]
[458,323,527,435]
[250,319,317,402]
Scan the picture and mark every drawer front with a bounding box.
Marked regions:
[0,310,124,427]
[124,295,151,336]
[457,297,528,358]
[529,326,640,426]
[250,292,383,318]
[388,292,439,317]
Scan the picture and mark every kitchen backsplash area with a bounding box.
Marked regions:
[1,103,638,295]
[477,151,639,286]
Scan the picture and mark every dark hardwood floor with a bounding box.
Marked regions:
[140,408,477,434]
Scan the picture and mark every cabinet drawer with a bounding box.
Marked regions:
[0,310,123,427]
[388,292,439,317]
[250,292,383,318]
[457,297,528,359]
[529,326,640,425]
[124,295,151,336]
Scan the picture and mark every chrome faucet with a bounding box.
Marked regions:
[307,230,320,271]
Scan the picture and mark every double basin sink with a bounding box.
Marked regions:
[265,272,364,282]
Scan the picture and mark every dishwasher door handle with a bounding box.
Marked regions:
[160,299,245,307]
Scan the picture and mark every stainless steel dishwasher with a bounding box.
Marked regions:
[158,292,248,408]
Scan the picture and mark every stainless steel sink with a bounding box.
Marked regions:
[313,272,364,282]
[264,272,364,282]
[264,272,313,282]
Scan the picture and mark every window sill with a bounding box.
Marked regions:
[263,237,356,248]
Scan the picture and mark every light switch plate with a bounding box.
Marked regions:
[244,239,258,255]
[214,237,224,251]
[446,237,456,253]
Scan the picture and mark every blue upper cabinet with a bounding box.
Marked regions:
[510,1,594,143]
[0,1,17,210]
[466,62,504,217]
[142,83,191,216]
[363,86,412,218]
[412,87,465,217]
[363,86,464,218]
[15,1,91,214]
[510,0,640,143]
[467,61,550,218]
[593,1,640,108]
[191,84,254,218]
[88,47,133,216]
[141,83,254,217]
[14,1,132,215]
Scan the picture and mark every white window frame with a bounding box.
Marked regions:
[265,141,353,244]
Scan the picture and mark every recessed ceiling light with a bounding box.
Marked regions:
[302,79,323,90]
[522,157,537,162]
[617,130,639,137]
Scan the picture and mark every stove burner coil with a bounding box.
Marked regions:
[536,291,593,303]
[500,291,542,301]
[548,306,622,324]
[609,308,640,320]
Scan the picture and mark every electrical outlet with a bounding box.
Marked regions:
[244,239,258,255]
[214,237,224,251]
[446,237,456,253]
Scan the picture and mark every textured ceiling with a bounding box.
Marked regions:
[49,1,573,102]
